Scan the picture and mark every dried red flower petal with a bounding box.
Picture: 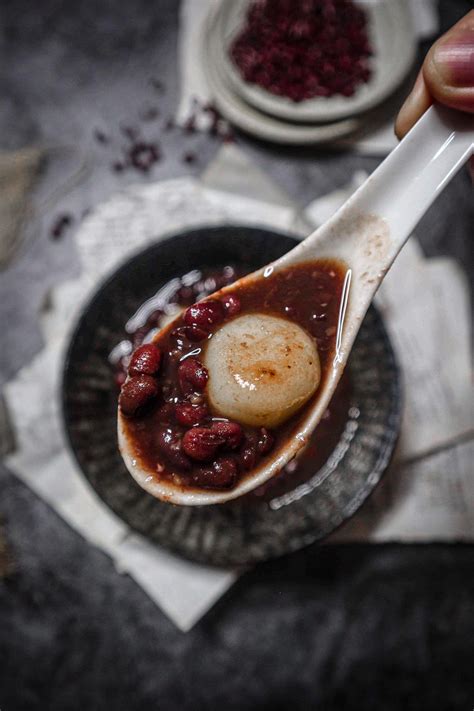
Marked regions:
[51,214,73,240]
[230,0,372,102]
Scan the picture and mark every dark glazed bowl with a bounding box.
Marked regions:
[62,225,401,566]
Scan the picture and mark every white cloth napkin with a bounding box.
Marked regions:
[4,143,472,632]
[177,0,439,155]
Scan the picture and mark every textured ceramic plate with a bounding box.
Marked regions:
[202,5,360,145]
[216,0,417,123]
[62,226,401,566]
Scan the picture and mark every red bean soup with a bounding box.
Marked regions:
[115,260,351,493]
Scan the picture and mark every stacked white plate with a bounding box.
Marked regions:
[202,0,417,144]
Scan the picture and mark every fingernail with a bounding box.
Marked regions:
[433,31,474,87]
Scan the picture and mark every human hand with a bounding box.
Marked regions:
[395,10,474,140]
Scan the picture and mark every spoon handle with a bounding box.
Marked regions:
[283,104,473,275]
[281,104,473,376]
[352,104,473,251]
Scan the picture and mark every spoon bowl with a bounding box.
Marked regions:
[119,105,473,505]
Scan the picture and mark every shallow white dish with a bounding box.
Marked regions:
[215,0,417,124]
[202,5,360,145]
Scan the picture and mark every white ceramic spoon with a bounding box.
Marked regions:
[119,105,473,505]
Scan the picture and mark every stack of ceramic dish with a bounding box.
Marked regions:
[202,0,417,144]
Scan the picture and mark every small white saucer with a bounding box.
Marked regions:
[212,0,417,124]
[202,5,361,145]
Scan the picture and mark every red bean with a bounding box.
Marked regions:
[157,402,176,423]
[184,299,224,330]
[119,375,159,418]
[240,435,258,471]
[257,427,274,455]
[132,326,149,348]
[221,293,241,318]
[145,309,163,328]
[114,371,127,388]
[211,420,243,449]
[191,457,238,489]
[156,427,191,471]
[176,286,195,303]
[178,357,208,394]
[175,402,208,427]
[128,343,162,377]
[182,428,224,461]
[184,324,210,342]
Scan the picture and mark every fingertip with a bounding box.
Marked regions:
[422,13,474,113]
[423,50,474,114]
